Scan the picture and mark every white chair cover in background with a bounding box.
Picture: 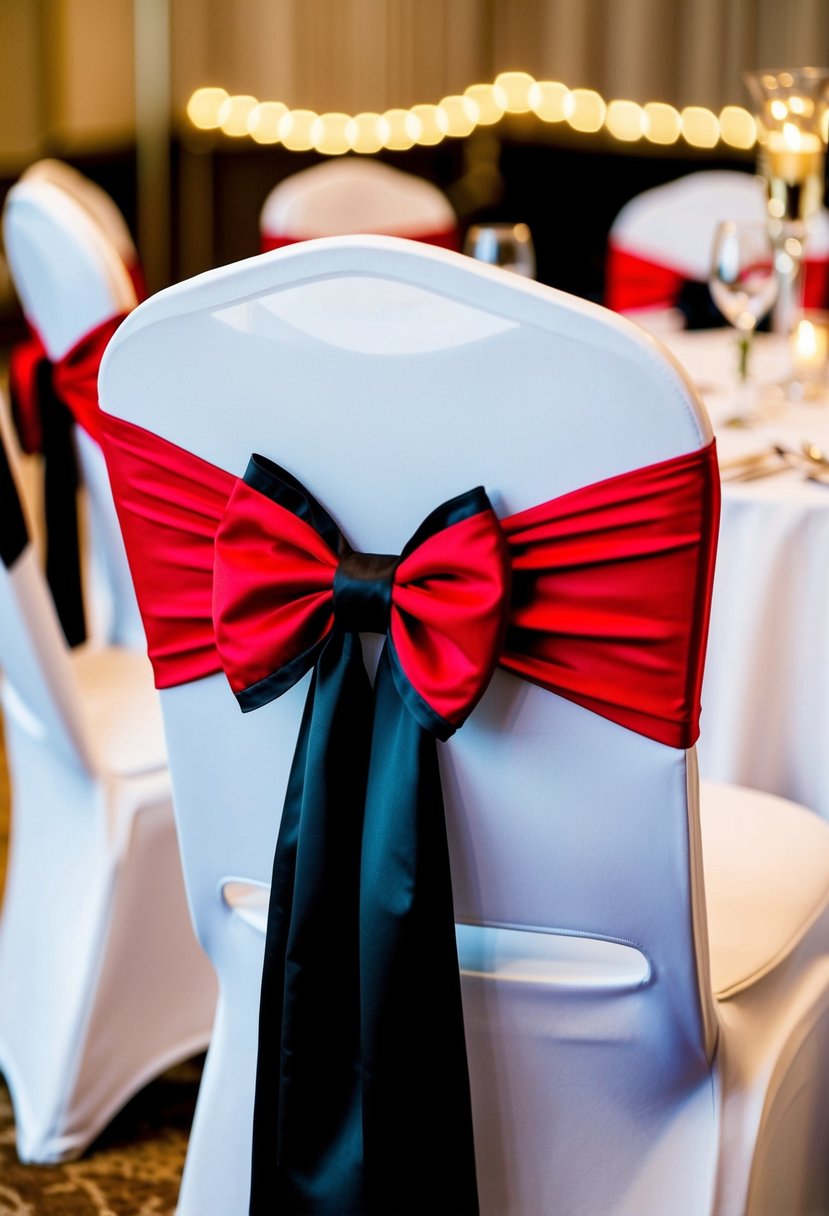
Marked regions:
[3,177,145,648]
[0,429,216,1163]
[100,237,829,1216]
[21,159,142,288]
[606,169,829,328]
[260,157,459,249]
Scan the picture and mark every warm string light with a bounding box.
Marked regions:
[185,74,758,154]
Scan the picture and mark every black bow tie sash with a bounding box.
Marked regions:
[213,457,511,1216]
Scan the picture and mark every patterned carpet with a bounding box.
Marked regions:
[0,717,201,1216]
[0,1057,201,1216]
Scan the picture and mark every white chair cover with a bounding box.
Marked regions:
[99,236,829,1215]
[260,158,458,244]
[0,434,216,1164]
[21,160,140,272]
[3,178,144,648]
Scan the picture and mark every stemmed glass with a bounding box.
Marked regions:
[709,220,779,423]
[463,222,536,278]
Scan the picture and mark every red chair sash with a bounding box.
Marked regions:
[9,314,129,451]
[261,226,461,254]
[5,314,128,645]
[607,240,829,313]
[100,412,718,750]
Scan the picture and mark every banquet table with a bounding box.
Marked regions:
[660,328,829,820]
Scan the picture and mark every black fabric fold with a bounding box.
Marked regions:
[250,630,372,1215]
[360,645,479,1216]
[37,361,86,646]
[0,433,28,570]
[242,463,483,1215]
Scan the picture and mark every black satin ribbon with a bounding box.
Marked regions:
[244,460,479,1216]
[9,360,86,644]
[0,432,28,570]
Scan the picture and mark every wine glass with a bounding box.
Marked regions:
[463,222,536,278]
[709,220,779,422]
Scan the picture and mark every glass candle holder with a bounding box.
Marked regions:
[744,68,829,337]
[791,310,829,399]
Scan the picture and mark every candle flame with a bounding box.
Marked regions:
[797,319,818,358]
[783,121,803,151]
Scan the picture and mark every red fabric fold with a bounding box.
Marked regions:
[605,245,686,313]
[608,241,829,313]
[101,411,719,749]
[212,476,511,730]
[261,226,461,254]
[501,444,720,748]
[8,313,128,452]
[51,314,129,442]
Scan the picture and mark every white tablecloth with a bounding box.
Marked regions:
[662,329,829,818]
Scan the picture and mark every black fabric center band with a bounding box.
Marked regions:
[333,550,398,634]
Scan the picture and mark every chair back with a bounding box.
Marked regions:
[99,237,717,1211]
[260,158,457,245]
[0,432,94,773]
[3,179,143,647]
[22,160,139,269]
[607,168,829,312]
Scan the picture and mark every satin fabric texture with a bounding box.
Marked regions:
[101,412,718,750]
[606,242,829,315]
[99,409,719,1213]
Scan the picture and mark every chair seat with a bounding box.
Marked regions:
[701,781,829,1000]
[71,645,166,776]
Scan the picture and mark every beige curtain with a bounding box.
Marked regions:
[172,0,829,115]
[2,0,829,166]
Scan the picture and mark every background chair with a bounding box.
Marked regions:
[100,236,829,1216]
[606,168,829,327]
[260,157,459,250]
[0,426,216,1163]
[21,159,145,298]
[3,177,145,648]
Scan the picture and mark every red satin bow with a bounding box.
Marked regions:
[213,462,511,734]
[100,413,719,750]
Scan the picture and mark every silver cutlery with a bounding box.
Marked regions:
[719,441,829,483]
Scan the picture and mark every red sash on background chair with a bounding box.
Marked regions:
[607,241,829,313]
[98,403,719,1214]
[261,226,461,255]
[7,313,128,644]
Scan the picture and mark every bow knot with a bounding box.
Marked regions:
[213,455,511,737]
[333,549,398,633]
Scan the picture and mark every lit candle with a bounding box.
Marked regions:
[793,315,829,380]
[765,122,824,184]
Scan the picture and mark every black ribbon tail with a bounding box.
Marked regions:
[360,645,480,1216]
[0,432,28,569]
[38,361,86,646]
[250,629,372,1216]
